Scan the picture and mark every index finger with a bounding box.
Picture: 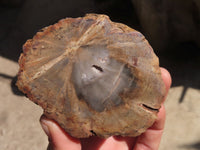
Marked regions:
[133,68,171,150]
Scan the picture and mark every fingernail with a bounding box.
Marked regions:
[40,116,51,137]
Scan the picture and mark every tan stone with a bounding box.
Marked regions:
[16,14,165,138]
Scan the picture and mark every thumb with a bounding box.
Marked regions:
[40,115,81,150]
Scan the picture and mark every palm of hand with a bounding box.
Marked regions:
[41,68,171,150]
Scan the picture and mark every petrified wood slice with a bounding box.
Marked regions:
[16,14,166,138]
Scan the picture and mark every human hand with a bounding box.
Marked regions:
[40,68,171,150]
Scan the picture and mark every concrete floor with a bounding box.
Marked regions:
[0,56,200,150]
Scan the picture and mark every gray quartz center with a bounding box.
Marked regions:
[72,46,135,112]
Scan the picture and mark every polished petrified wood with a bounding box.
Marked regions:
[16,14,166,138]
